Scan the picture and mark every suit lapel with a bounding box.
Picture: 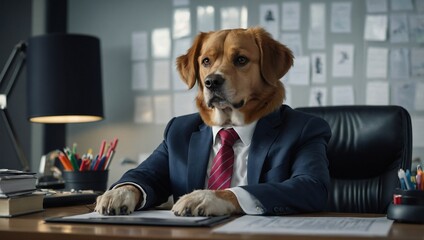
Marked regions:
[186,124,212,191]
[247,107,284,184]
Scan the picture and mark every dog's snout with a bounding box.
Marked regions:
[204,74,224,90]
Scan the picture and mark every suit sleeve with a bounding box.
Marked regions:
[109,118,176,209]
[241,116,331,215]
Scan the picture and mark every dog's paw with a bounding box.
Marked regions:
[94,185,140,215]
[171,190,236,216]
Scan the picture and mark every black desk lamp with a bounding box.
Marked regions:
[0,33,104,173]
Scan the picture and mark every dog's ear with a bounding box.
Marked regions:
[176,32,207,89]
[251,27,294,86]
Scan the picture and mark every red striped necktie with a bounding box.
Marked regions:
[208,128,240,190]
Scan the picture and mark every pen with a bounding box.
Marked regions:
[398,169,411,190]
[98,140,106,161]
[58,151,74,171]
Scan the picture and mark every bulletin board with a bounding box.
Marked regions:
[67,0,424,184]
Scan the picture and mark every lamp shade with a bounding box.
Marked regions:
[26,33,104,123]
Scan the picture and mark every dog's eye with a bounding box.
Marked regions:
[234,56,248,67]
[202,57,211,67]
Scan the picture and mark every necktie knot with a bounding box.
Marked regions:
[219,128,239,147]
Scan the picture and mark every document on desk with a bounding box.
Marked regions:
[213,216,393,237]
[45,210,230,227]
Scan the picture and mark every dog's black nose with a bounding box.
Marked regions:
[204,74,224,90]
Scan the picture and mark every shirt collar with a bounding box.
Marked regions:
[212,121,258,146]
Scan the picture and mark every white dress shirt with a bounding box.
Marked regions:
[116,122,265,214]
[211,122,265,215]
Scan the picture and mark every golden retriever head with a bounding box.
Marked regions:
[176,27,293,126]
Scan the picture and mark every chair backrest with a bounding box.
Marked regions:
[296,105,412,213]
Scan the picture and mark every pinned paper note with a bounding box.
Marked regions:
[366,0,388,13]
[287,56,310,86]
[280,33,303,56]
[332,44,354,78]
[309,87,327,107]
[411,48,424,77]
[364,15,387,41]
[197,6,215,32]
[366,47,388,79]
[390,13,409,43]
[173,8,191,39]
[152,28,171,58]
[390,48,409,79]
[311,53,326,84]
[308,3,326,49]
[331,2,351,33]
[366,81,389,105]
[281,2,300,31]
[259,3,279,38]
[332,85,354,105]
[409,15,424,43]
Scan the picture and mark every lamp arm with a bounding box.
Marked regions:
[0,41,30,171]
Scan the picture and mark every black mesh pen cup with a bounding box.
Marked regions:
[62,170,108,192]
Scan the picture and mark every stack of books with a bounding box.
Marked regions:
[0,169,44,217]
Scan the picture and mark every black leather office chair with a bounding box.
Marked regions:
[296,105,412,213]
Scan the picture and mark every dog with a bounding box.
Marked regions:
[95,27,294,216]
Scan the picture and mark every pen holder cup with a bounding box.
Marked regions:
[387,189,424,224]
[62,170,108,192]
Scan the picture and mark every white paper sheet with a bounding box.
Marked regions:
[173,91,197,116]
[64,210,208,222]
[390,48,409,79]
[364,15,388,41]
[331,2,351,33]
[221,6,247,29]
[409,14,424,43]
[332,44,354,78]
[260,4,279,39]
[280,33,303,56]
[332,85,355,105]
[366,0,388,13]
[154,95,172,124]
[390,0,413,11]
[411,117,424,148]
[309,87,327,107]
[391,82,415,112]
[308,3,326,49]
[131,31,148,61]
[134,96,153,124]
[172,38,192,90]
[311,53,326,84]
[366,81,389,105]
[414,82,424,111]
[152,28,171,58]
[287,56,310,86]
[153,60,171,90]
[282,2,300,31]
[389,13,409,43]
[411,48,424,77]
[197,6,215,32]
[131,62,148,90]
[173,8,191,39]
[366,47,388,79]
[213,216,393,237]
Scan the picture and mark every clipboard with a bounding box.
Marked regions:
[45,210,231,227]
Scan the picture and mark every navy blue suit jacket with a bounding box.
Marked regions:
[113,105,331,215]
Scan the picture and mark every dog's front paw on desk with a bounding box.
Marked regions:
[94,186,140,215]
[172,189,241,216]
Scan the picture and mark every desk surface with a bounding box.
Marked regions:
[0,205,422,240]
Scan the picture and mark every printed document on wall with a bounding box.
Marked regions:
[280,33,303,56]
[281,2,300,31]
[409,15,424,43]
[414,82,424,111]
[390,48,409,79]
[364,15,387,41]
[392,82,415,112]
[366,81,389,105]
[152,28,171,58]
[308,3,326,49]
[411,48,424,77]
[390,14,409,43]
[131,31,148,61]
[332,44,354,78]
[287,56,310,86]
[311,53,326,84]
[134,96,153,124]
[260,4,279,38]
[173,8,191,39]
[332,85,354,105]
[366,0,388,13]
[331,2,351,33]
[366,47,388,79]
[411,117,424,148]
[309,87,327,107]
[197,6,215,32]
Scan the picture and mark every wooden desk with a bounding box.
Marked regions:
[0,205,422,240]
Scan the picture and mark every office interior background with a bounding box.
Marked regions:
[1,0,423,186]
